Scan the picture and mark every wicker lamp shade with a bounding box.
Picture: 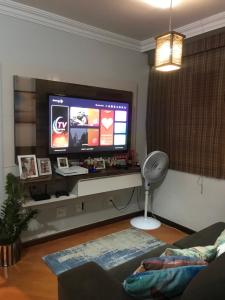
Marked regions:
[155,31,185,72]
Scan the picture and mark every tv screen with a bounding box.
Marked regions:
[49,95,130,155]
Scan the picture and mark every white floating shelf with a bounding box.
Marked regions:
[73,173,142,197]
[22,193,78,208]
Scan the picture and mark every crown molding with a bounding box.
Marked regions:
[140,11,225,52]
[0,0,225,53]
[140,38,155,52]
[0,0,140,51]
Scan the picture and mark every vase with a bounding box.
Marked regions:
[0,239,22,267]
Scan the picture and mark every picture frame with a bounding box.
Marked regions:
[17,154,38,179]
[57,157,69,169]
[37,158,52,176]
[95,158,105,170]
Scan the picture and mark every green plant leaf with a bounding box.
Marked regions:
[0,173,38,244]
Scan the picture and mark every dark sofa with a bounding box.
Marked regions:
[58,222,225,300]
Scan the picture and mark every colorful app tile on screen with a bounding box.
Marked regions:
[88,109,99,126]
[70,128,88,147]
[88,129,99,146]
[100,110,114,146]
[70,107,99,127]
[115,110,127,122]
[114,122,127,134]
[51,105,69,148]
[114,134,126,145]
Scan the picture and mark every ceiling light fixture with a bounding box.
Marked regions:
[155,0,185,72]
[146,0,181,9]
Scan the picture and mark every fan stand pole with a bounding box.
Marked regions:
[130,190,161,230]
[144,190,148,220]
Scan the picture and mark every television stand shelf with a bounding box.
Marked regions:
[22,193,78,208]
[21,166,142,208]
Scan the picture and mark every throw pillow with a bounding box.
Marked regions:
[134,256,207,274]
[217,242,225,257]
[212,229,225,257]
[161,245,217,262]
[123,265,207,299]
[214,229,225,247]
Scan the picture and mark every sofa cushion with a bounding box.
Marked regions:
[181,252,225,300]
[123,265,207,299]
[108,244,173,283]
[174,222,225,249]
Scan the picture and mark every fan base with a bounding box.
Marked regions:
[130,216,161,230]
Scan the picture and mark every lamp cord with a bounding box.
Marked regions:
[169,0,173,31]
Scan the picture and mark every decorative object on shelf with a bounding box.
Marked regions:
[155,0,185,72]
[88,166,96,173]
[57,157,69,169]
[17,154,38,179]
[107,157,117,167]
[115,159,127,168]
[0,173,38,266]
[83,157,95,173]
[37,158,52,176]
[95,158,105,170]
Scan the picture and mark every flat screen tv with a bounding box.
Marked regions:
[49,95,131,155]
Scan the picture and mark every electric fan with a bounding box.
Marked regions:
[130,151,169,230]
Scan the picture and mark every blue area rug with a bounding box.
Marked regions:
[43,228,165,275]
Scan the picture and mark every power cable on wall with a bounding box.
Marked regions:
[110,187,136,211]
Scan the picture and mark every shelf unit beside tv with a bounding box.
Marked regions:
[21,166,142,208]
[22,193,78,208]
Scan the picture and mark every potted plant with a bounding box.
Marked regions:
[0,173,38,267]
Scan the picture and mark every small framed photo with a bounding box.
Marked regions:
[57,157,69,169]
[18,154,38,179]
[37,158,52,176]
[95,158,105,170]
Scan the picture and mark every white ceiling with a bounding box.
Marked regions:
[9,0,225,40]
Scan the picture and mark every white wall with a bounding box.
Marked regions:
[0,15,148,176]
[0,14,148,240]
[153,169,225,231]
[0,65,3,202]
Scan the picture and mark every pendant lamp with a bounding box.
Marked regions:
[155,0,185,72]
